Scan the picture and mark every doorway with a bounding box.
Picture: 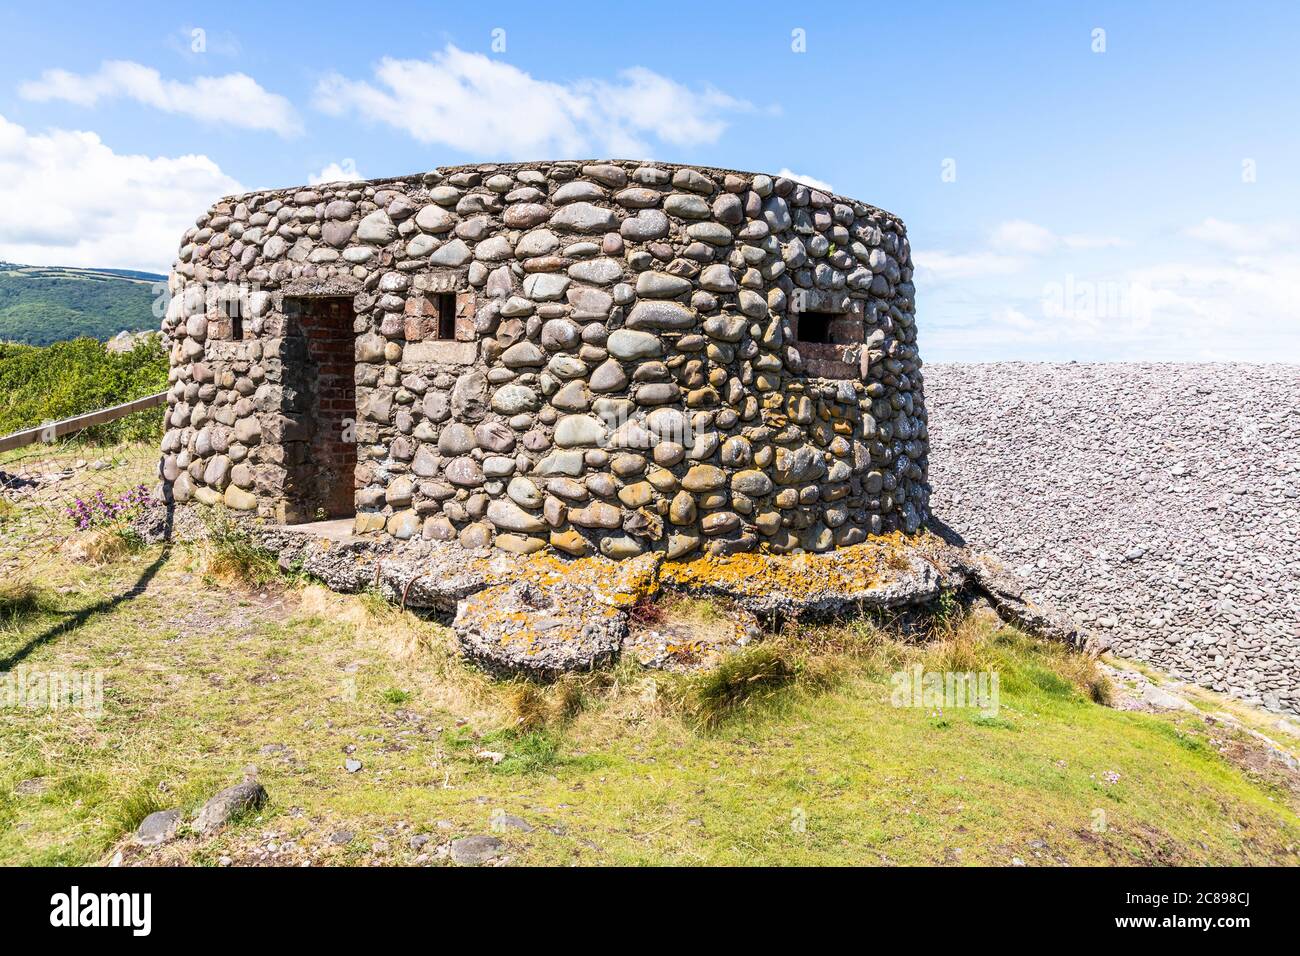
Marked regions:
[283,296,357,521]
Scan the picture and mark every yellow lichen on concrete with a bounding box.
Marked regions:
[439,530,946,619]
[447,531,954,674]
[459,586,622,650]
[659,532,931,602]
[483,551,663,609]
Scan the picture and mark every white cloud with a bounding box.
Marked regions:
[587,66,749,149]
[20,60,300,135]
[776,168,833,193]
[309,158,362,184]
[917,220,1128,285]
[1183,217,1297,254]
[991,218,1126,254]
[1061,234,1129,250]
[0,114,243,273]
[912,249,1027,280]
[1125,251,1300,338]
[991,306,1038,332]
[314,44,752,158]
[922,220,1300,361]
[989,219,1056,255]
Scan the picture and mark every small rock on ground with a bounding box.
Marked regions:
[450,835,505,866]
[135,808,182,846]
[193,781,267,835]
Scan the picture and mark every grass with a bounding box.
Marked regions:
[0,581,58,630]
[70,525,146,565]
[679,645,799,730]
[504,683,551,732]
[198,507,280,588]
[0,545,1297,867]
[107,783,165,839]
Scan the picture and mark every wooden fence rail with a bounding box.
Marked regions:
[0,391,167,454]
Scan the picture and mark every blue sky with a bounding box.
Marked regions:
[1,0,1296,360]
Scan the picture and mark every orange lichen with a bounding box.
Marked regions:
[659,533,928,601]
[436,530,948,655]
[458,579,624,651]
[486,551,662,609]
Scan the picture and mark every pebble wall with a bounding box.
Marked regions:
[160,160,928,559]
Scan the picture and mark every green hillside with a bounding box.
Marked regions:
[0,262,165,346]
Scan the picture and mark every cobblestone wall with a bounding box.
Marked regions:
[161,160,927,559]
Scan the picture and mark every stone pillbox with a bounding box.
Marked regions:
[160,160,928,559]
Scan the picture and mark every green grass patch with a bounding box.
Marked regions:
[0,553,1296,867]
[0,581,59,630]
[678,645,799,730]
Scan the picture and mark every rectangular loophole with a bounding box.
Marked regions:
[223,297,244,340]
[436,292,456,340]
[797,312,834,344]
[794,308,862,380]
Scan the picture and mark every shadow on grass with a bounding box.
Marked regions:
[0,502,172,672]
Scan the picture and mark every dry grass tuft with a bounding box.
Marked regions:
[778,616,900,670]
[557,657,678,741]
[78,527,142,565]
[0,580,57,628]
[505,683,551,732]
[295,583,507,728]
[926,624,989,674]
[1088,673,1116,706]
[1051,645,1115,705]
[678,645,798,730]
[198,508,279,588]
[503,672,603,732]
[551,674,588,722]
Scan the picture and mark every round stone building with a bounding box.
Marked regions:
[160,160,928,560]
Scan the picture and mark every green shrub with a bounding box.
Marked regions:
[0,337,167,444]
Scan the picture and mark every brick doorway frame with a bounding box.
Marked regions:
[282,295,357,522]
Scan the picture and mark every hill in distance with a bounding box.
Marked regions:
[0,261,166,347]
